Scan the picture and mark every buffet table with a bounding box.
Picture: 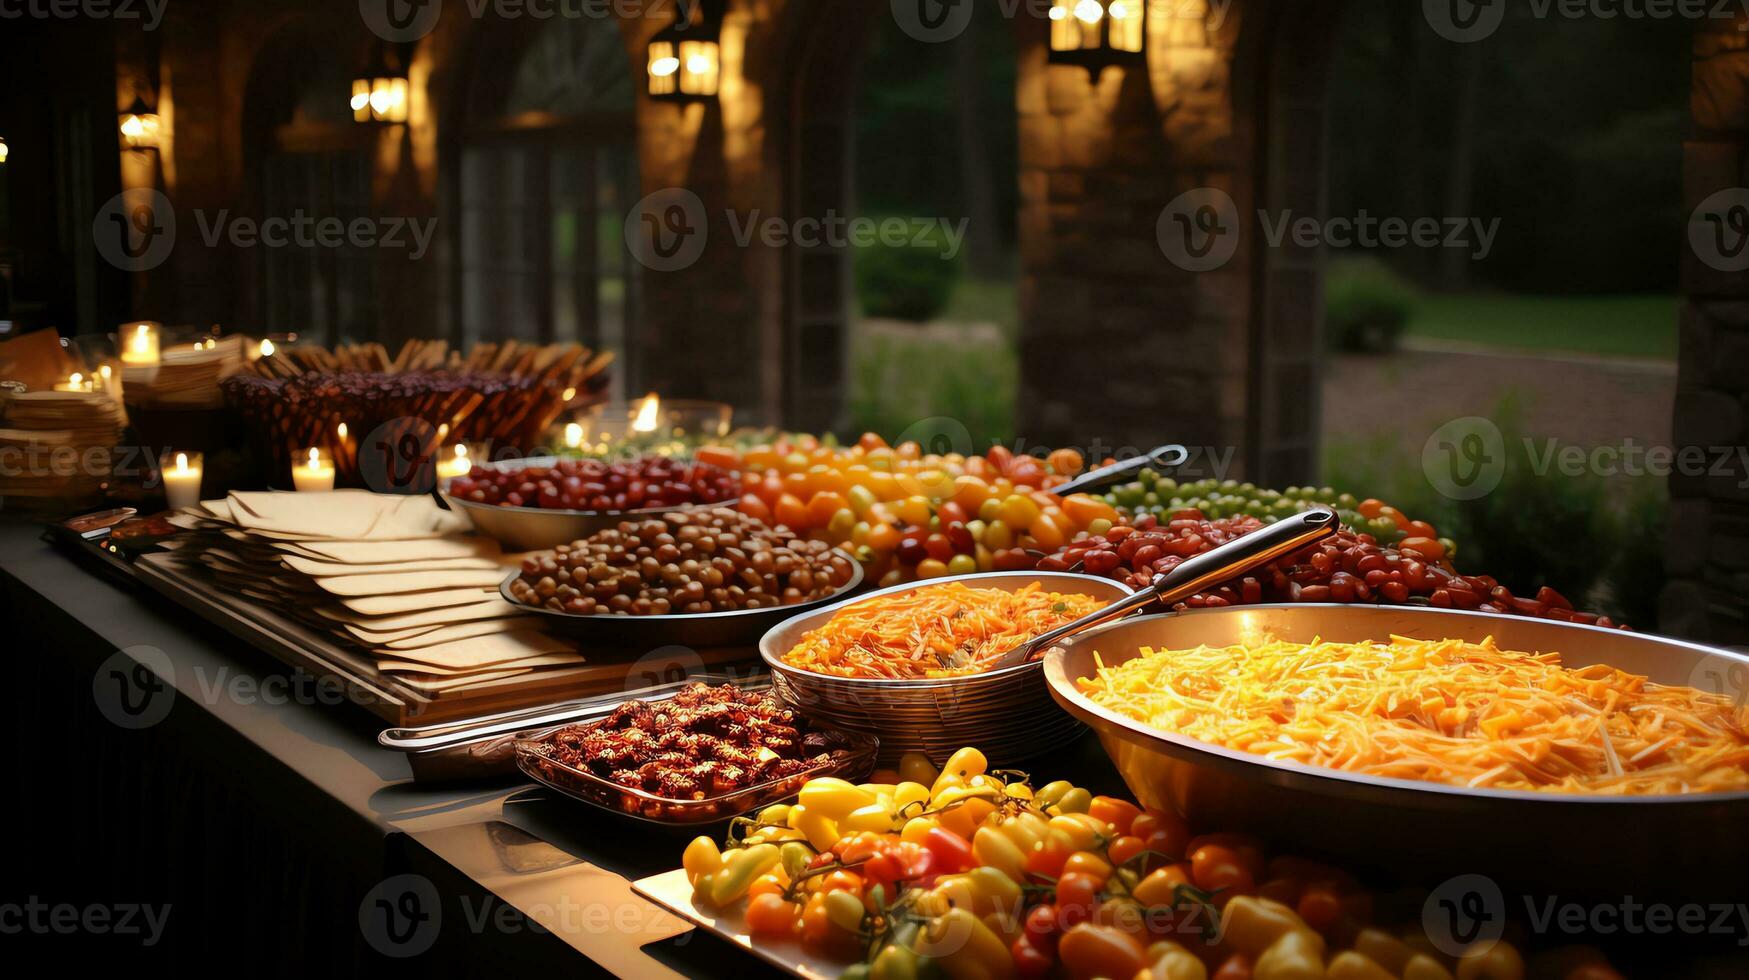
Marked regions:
[0,519,806,972]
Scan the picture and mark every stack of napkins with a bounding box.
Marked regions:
[167,490,581,695]
[137,337,246,408]
[0,389,127,500]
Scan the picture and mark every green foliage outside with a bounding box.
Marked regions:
[854,221,963,322]
[1323,392,1669,628]
[1325,257,1419,353]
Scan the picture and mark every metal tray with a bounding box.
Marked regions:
[499,554,865,648]
[1045,603,1749,900]
[376,672,768,783]
[439,455,724,551]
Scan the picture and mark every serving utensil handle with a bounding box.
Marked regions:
[1006,507,1340,665]
[1050,444,1189,497]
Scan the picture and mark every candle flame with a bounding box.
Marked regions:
[259,338,276,357]
[175,452,189,474]
[454,444,468,459]
[129,325,151,354]
[99,365,112,380]
[565,422,583,448]
[633,392,661,433]
[69,372,82,385]
[337,421,348,440]
[307,447,320,465]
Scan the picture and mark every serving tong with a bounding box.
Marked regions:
[1048,444,1190,497]
[989,507,1340,670]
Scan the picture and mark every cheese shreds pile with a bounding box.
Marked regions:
[1077,635,1749,795]
[783,581,1104,679]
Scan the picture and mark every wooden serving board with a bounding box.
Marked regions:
[632,868,838,980]
[132,552,759,726]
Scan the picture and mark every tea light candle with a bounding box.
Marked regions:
[161,451,203,511]
[292,447,335,492]
[435,443,471,480]
[120,322,161,365]
[53,372,94,392]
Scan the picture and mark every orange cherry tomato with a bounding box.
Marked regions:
[1296,885,1343,934]
[1061,494,1120,529]
[806,491,850,527]
[867,522,902,553]
[1191,845,1255,894]
[1088,796,1141,836]
[1047,447,1085,476]
[1399,536,1446,561]
[1106,834,1146,868]
[1357,498,1385,519]
[693,446,740,470]
[1024,836,1071,879]
[1055,872,1103,928]
[1057,923,1147,980]
[745,893,800,938]
[1063,851,1113,884]
[857,432,888,451]
[737,493,773,524]
[774,493,810,530]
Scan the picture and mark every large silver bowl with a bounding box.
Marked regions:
[439,456,717,552]
[761,571,1134,766]
[1045,604,1749,899]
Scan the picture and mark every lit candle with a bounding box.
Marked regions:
[161,451,203,511]
[435,443,471,480]
[292,447,335,492]
[256,338,276,359]
[120,322,161,365]
[564,422,583,449]
[53,372,94,392]
[632,392,661,433]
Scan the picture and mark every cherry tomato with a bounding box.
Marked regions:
[1088,796,1141,836]
[1055,872,1102,928]
[1191,845,1255,894]
[745,893,800,939]
[1106,834,1146,868]
[1012,935,1055,980]
[1296,885,1343,934]
[1024,835,1071,879]
[1057,922,1147,980]
[1023,903,1062,954]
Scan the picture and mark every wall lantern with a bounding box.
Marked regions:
[119,95,163,150]
[351,43,410,124]
[1048,0,1145,73]
[647,0,722,102]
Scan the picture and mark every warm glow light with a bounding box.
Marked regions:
[1109,1,1127,16]
[562,386,577,402]
[259,338,276,357]
[0,138,9,164]
[1049,5,1067,18]
[307,447,320,466]
[650,56,680,77]
[565,422,583,449]
[70,373,82,385]
[119,111,162,150]
[350,92,370,112]
[633,393,661,433]
[174,452,189,474]
[98,365,112,381]
[437,422,450,441]
[686,53,711,74]
[337,422,349,440]
[1074,0,1103,23]
[120,322,161,366]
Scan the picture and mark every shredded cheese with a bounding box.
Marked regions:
[1077,635,1749,795]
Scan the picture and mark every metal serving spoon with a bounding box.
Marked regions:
[989,507,1341,670]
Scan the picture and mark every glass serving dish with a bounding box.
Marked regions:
[514,701,879,825]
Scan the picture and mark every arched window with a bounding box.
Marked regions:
[242,21,375,344]
[448,18,639,377]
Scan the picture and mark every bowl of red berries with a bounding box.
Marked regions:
[440,454,743,551]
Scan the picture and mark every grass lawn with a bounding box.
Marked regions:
[1403,293,1677,360]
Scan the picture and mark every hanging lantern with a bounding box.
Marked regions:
[647,0,721,102]
[351,42,410,124]
[119,95,163,149]
[1048,0,1145,73]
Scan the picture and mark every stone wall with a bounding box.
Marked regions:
[1663,15,1749,645]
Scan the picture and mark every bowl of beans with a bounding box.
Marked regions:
[503,507,864,647]
[441,454,743,552]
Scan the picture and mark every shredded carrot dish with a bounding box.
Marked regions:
[782,582,1105,679]
[1078,635,1749,795]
